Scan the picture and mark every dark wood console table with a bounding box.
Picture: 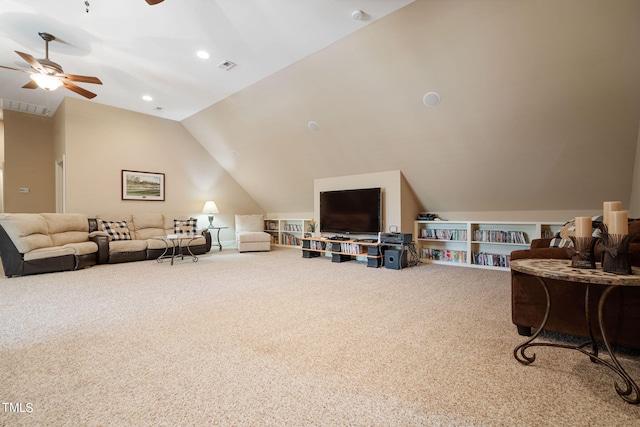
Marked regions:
[510,258,640,404]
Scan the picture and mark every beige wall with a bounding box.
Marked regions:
[51,98,262,244]
[184,0,640,221]
[3,110,55,213]
[0,119,4,212]
[629,123,640,218]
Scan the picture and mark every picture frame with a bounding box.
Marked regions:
[121,170,165,201]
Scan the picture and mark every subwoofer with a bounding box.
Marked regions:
[384,249,407,270]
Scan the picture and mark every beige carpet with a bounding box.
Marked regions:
[1,247,639,426]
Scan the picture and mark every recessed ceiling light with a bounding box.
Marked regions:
[196,50,210,59]
[142,95,153,102]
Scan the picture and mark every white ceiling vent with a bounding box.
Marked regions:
[2,99,50,116]
[217,60,237,71]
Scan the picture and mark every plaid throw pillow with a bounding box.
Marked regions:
[549,216,603,248]
[99,220,132,241]
[174,219,197,235]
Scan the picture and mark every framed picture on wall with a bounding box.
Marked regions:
[121,170,165,201]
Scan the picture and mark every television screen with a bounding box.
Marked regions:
[320,187,382,235]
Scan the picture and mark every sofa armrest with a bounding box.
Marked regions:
[89,234,110,264]
[511,247,571,261]
[200,229,212,251]
[0,225,24,276]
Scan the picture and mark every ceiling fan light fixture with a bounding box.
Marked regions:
[30,73,63,91]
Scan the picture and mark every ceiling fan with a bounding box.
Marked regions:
[0,32,102,99]
[146,0,164,4]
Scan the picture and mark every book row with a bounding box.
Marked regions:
[472,230,528,244]
[472,251,511,267]
[332,242,365,254]
[283,223,304,232]
[420,249,467,263]
[419,229,467,241]
[282,233,301,246]
[264,221,279,231]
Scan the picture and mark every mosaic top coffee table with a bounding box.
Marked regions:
[510,258,640,404]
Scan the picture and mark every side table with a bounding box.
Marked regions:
[510,258,640,404]
[208,226,228,251]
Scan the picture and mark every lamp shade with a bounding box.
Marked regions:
[202,200,219,214]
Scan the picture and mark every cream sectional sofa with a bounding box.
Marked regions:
[90,213,211,264]
[0,213,99,277]
[0,212,212,277]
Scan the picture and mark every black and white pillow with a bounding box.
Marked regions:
[549,216,603,248]
[174,219,197,235]
[99,220,132,240]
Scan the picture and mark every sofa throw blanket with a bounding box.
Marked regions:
[99,220,132,240]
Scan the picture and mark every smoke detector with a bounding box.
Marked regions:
[352,10,364,20]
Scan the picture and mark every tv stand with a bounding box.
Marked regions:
[301,237,383,268]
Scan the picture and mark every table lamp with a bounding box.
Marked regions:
[202,200,219,228]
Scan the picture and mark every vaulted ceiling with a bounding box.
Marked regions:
[0,0,413,120]
[182,0,640,215]
[2,1,640,218]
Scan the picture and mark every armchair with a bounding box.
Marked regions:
[235,214,271,252]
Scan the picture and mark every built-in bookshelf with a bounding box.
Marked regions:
[264,218,312,247]
[414,220,564,271]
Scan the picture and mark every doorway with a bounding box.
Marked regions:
[55,155,65,213]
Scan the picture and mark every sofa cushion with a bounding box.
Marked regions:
[63,241,99,256]
[132,213,165,240]
[0,213,53,254]
[174,219,197,235]
[163,214,196,234]
[99,220,132,241]
[95,214,135,239]
[237,231,271,243]
[177,236,206,246]
[42,213,90,246]
[235,214,264,233]
[108,239,148,253]
[24,246,75,261]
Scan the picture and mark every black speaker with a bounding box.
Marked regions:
[384,249,407,270]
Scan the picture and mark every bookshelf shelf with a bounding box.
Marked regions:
[414,220,563,271]
[264,218,312,248]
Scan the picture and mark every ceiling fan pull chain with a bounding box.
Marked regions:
[85,1,90,13]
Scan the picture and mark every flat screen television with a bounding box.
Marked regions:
[320,187,382,235]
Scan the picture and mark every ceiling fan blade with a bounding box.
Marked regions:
[0,64,31,74]
[63,81,97,99]
[146,0,164,4]
[22,80,39,89]
[15,51,46,74]
[59,73,103,85]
